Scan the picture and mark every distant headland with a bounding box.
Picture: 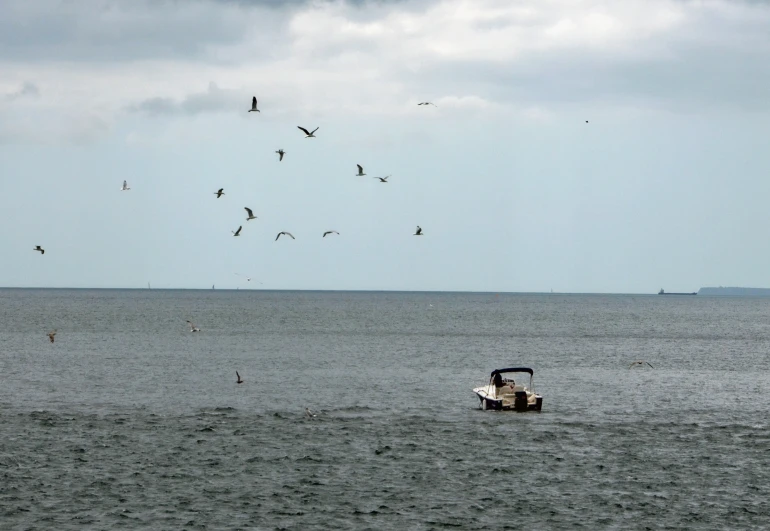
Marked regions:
[697,287,770,297]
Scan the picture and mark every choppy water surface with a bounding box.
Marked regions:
[1,289,769,529]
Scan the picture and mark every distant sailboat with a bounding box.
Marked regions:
[148,282,151,290]
[212,284,215,290]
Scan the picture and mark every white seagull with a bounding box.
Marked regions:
[414,226,423,236]
[275,231,295,241]
[248,96,260,112]
[235,273,263,284]
[275,149,285,161]
[186,320,200,332]
[121,180,130,191]
[629,360,654,368]
[374,175,390,183]
[322,230,339,238]
[356,164,366,176]
[232,225,242,237]
[305,408,317,418]
[244,207,257,221]
[297,126,318,138]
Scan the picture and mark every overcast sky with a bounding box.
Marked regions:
[1,0,770,292]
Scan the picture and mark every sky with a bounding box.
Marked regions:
[1,0,770,292]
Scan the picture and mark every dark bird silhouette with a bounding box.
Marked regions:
[48,330,56,343]
[248,96,260,112]
[374,175,390,182]
[297,126,318,138]
[275,231,295,241]
[275,149,285,161]
[417,102,437,107]
[214,188,225,198]
[245,207,257,221]
[629,360,654,368]
[232,225,242,237]
[236,371,244,384]
[413,226,423,236]
[33,246,45,255]
[323,230,339,237]
[356,164,366,176]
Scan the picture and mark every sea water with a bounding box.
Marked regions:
[1,289,768,529]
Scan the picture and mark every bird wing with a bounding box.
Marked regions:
[235,226,242,235]
[252,96,256,108]
[646,362,654,368]
[357,164,363,173]
[310,127,319,135]
[286,232,295,239]
[275,232,282,241]
[279,152,284,160]
[298,126,310,135]
[323,231,330,237]
[236,370,241,379]
[245,207,253,217]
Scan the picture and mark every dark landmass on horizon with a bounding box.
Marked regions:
[698,287,770,296]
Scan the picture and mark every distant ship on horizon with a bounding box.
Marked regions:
[658,288,697,296]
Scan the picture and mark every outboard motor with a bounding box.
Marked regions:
[514,391,528,412]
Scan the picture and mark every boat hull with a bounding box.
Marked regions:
[474,389,543,412]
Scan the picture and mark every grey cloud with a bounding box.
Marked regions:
[0,0,429,64]
[129,82,242,116]
[0,0,268,63]
[5,81,40,101]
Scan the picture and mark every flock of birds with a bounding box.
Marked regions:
[32,95,429,258]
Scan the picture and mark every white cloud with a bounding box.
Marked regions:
[0,0,769,144]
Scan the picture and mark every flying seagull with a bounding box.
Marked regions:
[417,102,437,107]
[414,226,423,236]
[214,188,225,198]
[121,180,130,191]
[186,320,200,332]
[374,175,390,183]
[232,225,242,237]
[236,371,244,384]
[297,126,319,138]
[235,273,263,284]
[33,246,45,255]
[629,360,654,368]
[48,330,57,343]
[305,408,317,418]
[248,96,260,113]
[275,231,295,241]
[323,230,339,238]
[356,164,366,176]
[275,149,285,161]
[244,207,257,221]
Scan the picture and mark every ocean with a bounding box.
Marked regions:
[1,289,768,529]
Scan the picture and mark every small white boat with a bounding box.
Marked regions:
[473,367,543,411]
